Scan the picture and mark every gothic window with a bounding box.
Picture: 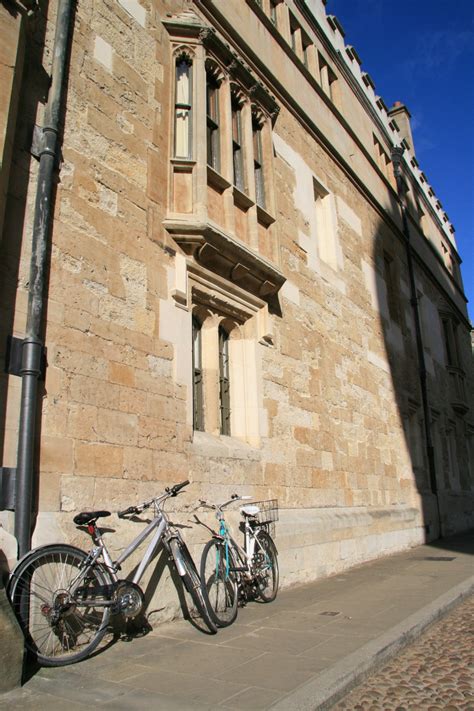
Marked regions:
[441,315,460,368]
[252,114,265,208]
[174,56,192,159]
[206,70,220,171]
[192,316,204,431]
[383,252,400,323]
[219,326,231,436]
[232,93,245,191]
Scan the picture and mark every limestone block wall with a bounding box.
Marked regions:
[0,0,473,624]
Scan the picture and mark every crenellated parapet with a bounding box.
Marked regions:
[303,0,456,249]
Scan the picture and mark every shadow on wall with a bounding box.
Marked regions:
[0,0,51,468]
[373,200,473,546]
[0,0,76,541]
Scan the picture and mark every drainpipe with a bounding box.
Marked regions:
[14,0,74,557]
[391,146,443,538]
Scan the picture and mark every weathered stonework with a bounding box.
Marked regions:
[0,0,473,636]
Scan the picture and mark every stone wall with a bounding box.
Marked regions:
[0,0,473,627]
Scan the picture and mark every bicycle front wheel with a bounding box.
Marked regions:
[200,539,238,627]
[7,544,112,666]
[254,531,279,602]
[170,538,217,634]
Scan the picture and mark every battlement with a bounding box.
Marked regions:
[305,0,456,248]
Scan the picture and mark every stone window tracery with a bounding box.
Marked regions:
[162,11,285,447]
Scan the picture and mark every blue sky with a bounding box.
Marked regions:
[327,0,474,323]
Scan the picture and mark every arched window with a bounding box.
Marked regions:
[232,93,244,191]
[252,114,265,208]
[206,69,220,171]
[192,316,204,431]
[175,56,192,158]
[218,325,231,435]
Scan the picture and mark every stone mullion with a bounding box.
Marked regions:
[242,100,259,251]
[194,44,208,221]
[219,76,236,235]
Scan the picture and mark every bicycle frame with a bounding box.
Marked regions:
[77,497,183,604]
[212,500,267,579]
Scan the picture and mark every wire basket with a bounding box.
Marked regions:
[251,499,278,537]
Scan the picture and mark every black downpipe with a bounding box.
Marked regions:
[391,146,443,538]
[15,0,74,557]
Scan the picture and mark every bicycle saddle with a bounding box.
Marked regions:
[240,504,260,517]
[73,510,111,525]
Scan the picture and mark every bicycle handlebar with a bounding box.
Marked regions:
[200,493,253,512]
[117,506,140,519]
[168,480,190,496]
[117,480,190,518]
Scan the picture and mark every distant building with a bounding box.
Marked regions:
[1,0,473,613]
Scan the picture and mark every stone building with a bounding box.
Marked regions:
[1,0,473,615]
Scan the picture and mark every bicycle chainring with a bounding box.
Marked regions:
[114,581,144,618]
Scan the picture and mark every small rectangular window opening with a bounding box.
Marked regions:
[383,253,400,323]
[175,58,192,158]
[232,96,244,191]
[192,317,204,431]
[219,326,231,436]
[252,116,265,208]
[206,72,220,171]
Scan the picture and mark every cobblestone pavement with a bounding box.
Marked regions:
[333,595,474,711]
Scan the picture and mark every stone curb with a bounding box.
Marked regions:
[269,575,474,710]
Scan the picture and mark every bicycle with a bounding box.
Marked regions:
[198,495,279,627]
[7,480,217,667]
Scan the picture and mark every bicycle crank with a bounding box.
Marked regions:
[114,581,144,618]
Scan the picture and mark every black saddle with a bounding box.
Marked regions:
[73,510,111,526]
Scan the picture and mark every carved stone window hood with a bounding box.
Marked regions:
[163,218,285,299]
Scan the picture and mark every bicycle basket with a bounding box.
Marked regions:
[250,499,278,536]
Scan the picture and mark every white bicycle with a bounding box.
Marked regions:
[198,495,279,627]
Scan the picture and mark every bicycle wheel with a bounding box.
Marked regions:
[200,539,238,627]
[7,544,112,666]
[169,538,217,634]
[254,531,279,602]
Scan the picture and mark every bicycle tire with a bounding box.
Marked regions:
[254,531,279,602]
[200,538,239,627]
[170,538,217,634]
[7,544,112,666]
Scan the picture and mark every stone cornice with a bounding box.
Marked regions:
[163,218,286,301]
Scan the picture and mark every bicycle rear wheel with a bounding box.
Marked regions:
[7,544,112,666]
[170,538,217,634]
[254,531,279,602]
[200,539,238,627]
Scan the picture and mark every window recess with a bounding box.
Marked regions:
[206,67,221,172]
[219,325,231,436]
[174,55,193,159]
[252,113,265,209]
[232,92,245,192]
[192,316,204,432]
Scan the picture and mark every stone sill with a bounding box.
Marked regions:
[207,165,231,192]
[233,186,254,211]
[256,203,276,227]
[189,430,261,461]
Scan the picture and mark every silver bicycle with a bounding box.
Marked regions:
[198,495,279,627]
[7,480,216,666]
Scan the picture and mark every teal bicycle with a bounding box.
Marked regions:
[198,496,279,627]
